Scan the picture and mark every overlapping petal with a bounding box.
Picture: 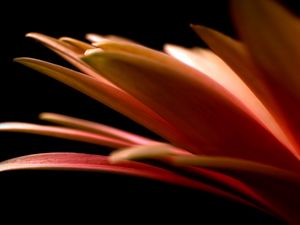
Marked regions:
[1,1,299,224]
[230,0,300,146]
[82,50,300,171]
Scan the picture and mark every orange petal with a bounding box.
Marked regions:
[192,25,300,158]
[173,155,300,225]
[109,143,174,163]
[82,50,300,172]
[0,122,132,148]
[26,33,111,84]
[86,33,135,44]
[230,0,300,145]
[15,57,190,149]
[39,112,154,145]
[59,37,95,52]
[165,44,296,155]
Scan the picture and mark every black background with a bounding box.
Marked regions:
[0,0,298,224]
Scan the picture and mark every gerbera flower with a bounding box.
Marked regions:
[0,0,299,224]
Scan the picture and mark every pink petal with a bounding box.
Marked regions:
[0,152,252,207]
[39,112,154,145]
[0,122,132,148]
[173,155,300,225]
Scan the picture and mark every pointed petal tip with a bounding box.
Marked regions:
[13,57,40,66]
[191,24,215,38]
[25,32,41,38]
[13,57,32,64]
[109,144,173,164]
[83,48,103,56]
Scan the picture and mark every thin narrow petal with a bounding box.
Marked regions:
[15,57,191,149]
[39,112,154,145]
[173,155,300,225]
[86,33,135,44]
[192,25,300,157]
[0,152,252,207]
[230,0,300,144]
[0,122,132,148]
[109,143,174,163]
[26,33,112,84]
[59,37,94,52]
[82,50,300,172]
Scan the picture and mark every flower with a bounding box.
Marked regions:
[0,0,300,224]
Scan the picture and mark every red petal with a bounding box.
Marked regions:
[0,152,251,207]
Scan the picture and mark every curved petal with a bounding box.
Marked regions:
[173,155,300,225]
[39,112,154,145]
[0,152,253,207]
[164,44,295,155]
[15,57,190,148]
[109,143,176,163]
[230,0,300,145]
[192,25,300,158]
[26,33,111,84]
[0,122,132,148]
[82,50,300,172]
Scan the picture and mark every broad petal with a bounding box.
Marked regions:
[39,112,154,145]
[230,0,300,144]
[15,58,191,149]
[165,44,296,155]
[192,25,300,158]
[173,155,300,225]
[0,152,251,206]
[82,51,300,172]
[0,122,132,148]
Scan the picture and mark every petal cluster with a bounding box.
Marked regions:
[1,1,300,224]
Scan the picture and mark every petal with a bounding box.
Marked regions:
[86,33,135,44]
[0,152,250,206]
[82,50,300,172]
[165,44,296,155]
[109,143,174,163]
[173,155,300,225]
[15,57,190,148]
[230,0,300,143]
[39,112,154,145]
[0,122,132,148]
[26,33,111,83]
[59,37,94,52]
[192,25,300,158]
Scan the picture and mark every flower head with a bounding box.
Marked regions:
[1,0,300,224]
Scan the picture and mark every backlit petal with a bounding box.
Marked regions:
[39,112,154,145]
[109,143,174,163]
[0,122,131,148]
[15,57,191,148]
[0,152,250,206]
[173,155,300,225]
[231,0,300,144]
[82,50,300,171]
[192,25,300,158]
